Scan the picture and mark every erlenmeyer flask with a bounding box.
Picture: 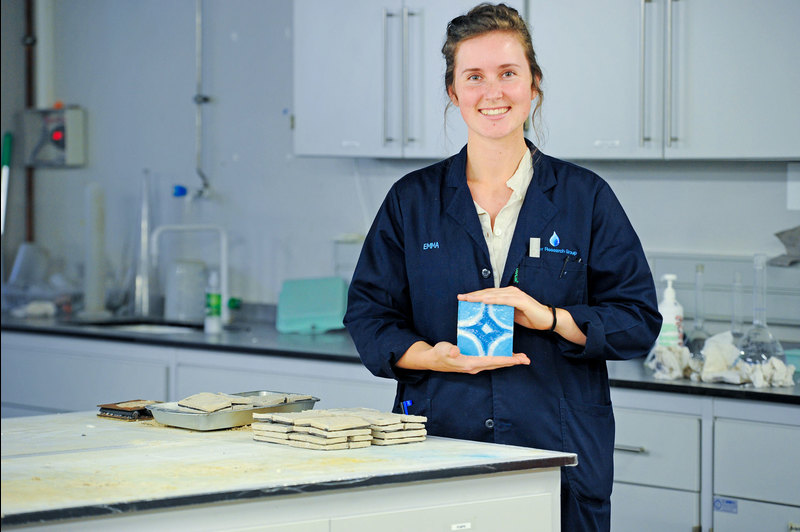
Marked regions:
[737,254,785,365]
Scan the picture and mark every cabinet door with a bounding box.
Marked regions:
[714,418,800,507]
[294,0,403,157]
[403,0,524,159]
[527,0,665,159]
[666,0,800,159]
[611,482,700,532]
[1,333,170,416]
[712,497,800,532]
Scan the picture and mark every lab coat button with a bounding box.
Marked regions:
[485,418,494,429]
[481,268,491,279]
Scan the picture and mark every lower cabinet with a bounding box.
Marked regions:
[711,498,800,532]
[330,493,553,532]
[713,418,800,531]
[611,408,700,532]
[173,348,397,410]
[0,331,397,417]
[611,482,699,532]
[611,389,800,532]
[1,332,170,417]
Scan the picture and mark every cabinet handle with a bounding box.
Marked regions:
[614,444,647,453]
[383,9,397,144]
[639,0,651,145]
[401,8,418,145]
[666,0,678,147]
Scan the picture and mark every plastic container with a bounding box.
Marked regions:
[655,274,684,348]
[204,270,222,334]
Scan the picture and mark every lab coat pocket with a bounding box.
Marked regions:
[517,257,587,307]
[559,397,614,503]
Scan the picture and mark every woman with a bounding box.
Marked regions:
[344,3,661,530]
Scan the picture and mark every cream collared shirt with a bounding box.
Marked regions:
[473,149,533,288]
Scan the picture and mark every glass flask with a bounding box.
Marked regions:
[685,264,711,359]
[737,254,785,364]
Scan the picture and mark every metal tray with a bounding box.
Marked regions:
[149,391,319,431]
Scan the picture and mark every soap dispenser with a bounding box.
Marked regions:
[656,274,684,348]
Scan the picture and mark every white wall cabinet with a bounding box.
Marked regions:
[528,0,800,160]
[294,0,521,159]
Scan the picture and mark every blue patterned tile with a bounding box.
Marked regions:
[457,301,514,357]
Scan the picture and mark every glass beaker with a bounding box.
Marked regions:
[737,254,785,365]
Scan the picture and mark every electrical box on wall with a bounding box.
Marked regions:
[21,106,86,167]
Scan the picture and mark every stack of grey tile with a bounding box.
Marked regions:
[252,408,427,450]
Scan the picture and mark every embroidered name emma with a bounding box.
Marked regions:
[423,242,440,250]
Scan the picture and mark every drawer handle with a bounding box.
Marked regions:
[614,444,647,454]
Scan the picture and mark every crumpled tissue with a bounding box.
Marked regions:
[645,344,696,380]
[10,300,57,318]
[645,331,796,387]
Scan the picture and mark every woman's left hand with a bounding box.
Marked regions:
[458,287,587,345]
[457,286,552,330]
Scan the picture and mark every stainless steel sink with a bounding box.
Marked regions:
[60,317,204,334]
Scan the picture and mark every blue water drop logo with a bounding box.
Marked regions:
[549,231,560,247]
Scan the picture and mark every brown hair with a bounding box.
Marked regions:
[442,3,544,137]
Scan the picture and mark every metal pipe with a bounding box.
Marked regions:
[194,0,210,195]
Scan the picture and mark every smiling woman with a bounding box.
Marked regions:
[343,4,661,532]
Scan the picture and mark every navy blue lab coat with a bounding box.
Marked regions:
[344,142,661,529]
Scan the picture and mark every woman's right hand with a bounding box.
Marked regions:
[396,341,530,374]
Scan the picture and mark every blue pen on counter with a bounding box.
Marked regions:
[401,400,412,415]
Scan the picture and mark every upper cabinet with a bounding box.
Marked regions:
[293,0,522,159]
[528,0,800,160]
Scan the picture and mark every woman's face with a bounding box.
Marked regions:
[448,31,536,143]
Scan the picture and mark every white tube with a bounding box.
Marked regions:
[35,0,55,108]
[83,182,107,315]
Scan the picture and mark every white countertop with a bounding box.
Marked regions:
[1,412,576,527]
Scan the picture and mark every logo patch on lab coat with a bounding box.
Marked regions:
[541,230,578,257]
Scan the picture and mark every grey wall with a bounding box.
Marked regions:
[1,0,798,308]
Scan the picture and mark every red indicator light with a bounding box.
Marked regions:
[51,130,64,142]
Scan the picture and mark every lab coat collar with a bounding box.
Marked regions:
[444,141,559,286]
[503,142,558,285]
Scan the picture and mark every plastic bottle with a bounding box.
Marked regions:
[204,270,222,335]
[656,274,684,348]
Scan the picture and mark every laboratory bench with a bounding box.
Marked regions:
[2,316,799,531]
[0,411,576,530]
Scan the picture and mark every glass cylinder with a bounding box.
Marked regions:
[686,264,710,358]
[730,272,744,342]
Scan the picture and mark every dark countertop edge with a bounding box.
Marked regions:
[0,455,576,527]
[0,322,362,364]
[609,378,800,405]
[3,322,797,405]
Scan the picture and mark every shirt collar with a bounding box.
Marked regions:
[506,148,533,200]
